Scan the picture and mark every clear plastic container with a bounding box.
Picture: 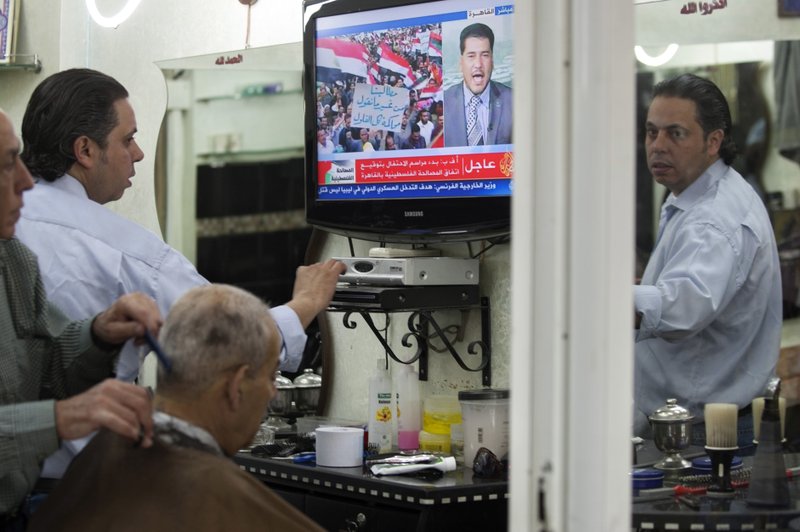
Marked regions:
[418,429,451,453]
[422,395,462,436]
[394,365,421,450]
[458,388,510,465]
[450,423,465,465]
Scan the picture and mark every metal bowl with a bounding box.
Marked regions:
[268,371,296,415]
[649,398,694,471]
[652,418,693,453]
[293,368,322,415]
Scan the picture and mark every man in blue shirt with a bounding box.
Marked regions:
[633,74,782,447]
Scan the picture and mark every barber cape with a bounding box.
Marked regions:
[28,413,324,531]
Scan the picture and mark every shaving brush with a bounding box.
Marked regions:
[704,403,738,497]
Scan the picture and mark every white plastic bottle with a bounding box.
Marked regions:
[394,364,421,450]
[368,359,394,453]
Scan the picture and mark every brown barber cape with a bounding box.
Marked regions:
[28,429,324,532]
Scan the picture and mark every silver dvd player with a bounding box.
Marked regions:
[335,257,479,286]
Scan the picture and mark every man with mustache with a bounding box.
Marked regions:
[442,22,512,147]
[14,68,345,480]
[633,74,781,448]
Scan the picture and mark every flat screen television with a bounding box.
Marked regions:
[303,0,514,243]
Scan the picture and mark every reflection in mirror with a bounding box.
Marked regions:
[155,44,322,392]
[634,40,800,320]
[634,41,776,275]
[634,36,800,453]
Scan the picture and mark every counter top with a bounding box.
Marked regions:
[633,442,800,530]
[234,452,507,509]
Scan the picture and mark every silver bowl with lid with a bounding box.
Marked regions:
[268,371,296,415]
[293,368,322,415]
[649,398,694,472]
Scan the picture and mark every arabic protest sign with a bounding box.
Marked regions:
[351,82,409,133]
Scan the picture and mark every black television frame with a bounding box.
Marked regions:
[303,0,512,244]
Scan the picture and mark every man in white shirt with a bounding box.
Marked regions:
[317,129,335,154]
[15,68,345,478]
[416,110,435,147]
[633,74,781,447]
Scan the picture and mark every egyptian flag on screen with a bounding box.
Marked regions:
[428,32,442,58]
[378,43,417,87]
[411,36,422,54]
[317,38,370,79]
[429,62,443,87]
[430,130,444,148]
[367,63,381,85]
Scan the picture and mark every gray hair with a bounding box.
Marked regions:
[157,284,277,392]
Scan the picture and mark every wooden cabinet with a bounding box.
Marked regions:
[236,454,507,532]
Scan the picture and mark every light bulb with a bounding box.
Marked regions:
[85,0,143,29]
[634,43,679,67]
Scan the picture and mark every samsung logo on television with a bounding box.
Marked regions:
[404,211,424,217]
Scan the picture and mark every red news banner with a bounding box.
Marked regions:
[318,151,514,185]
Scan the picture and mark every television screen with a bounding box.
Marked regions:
[304,0,514,243]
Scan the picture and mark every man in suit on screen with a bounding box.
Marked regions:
[443,22,512,147]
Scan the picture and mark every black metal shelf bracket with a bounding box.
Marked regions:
[336,297,492,386]
[342,310,425,365]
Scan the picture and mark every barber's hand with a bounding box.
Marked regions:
[287,259,346,328]
[92,292,162,347]
[54,379,154,447]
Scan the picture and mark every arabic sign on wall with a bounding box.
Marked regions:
[680,0,728,15]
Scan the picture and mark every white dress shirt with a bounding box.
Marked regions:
[633,160,782,435]
[16,174,307,477]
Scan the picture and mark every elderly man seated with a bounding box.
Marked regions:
[29,284,324,531]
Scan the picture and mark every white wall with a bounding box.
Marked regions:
[0,0,61,125]
[636,1,800,47]
[0,0,306,234]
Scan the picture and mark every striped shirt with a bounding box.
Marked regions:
[0,238,115,515]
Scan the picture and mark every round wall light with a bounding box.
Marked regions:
[85,0,143,28]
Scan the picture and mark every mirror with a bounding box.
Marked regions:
[155,44,324,399]
[632,39,800,314]
[633,3,800,453]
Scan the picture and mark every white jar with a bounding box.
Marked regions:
[458,389,510,465]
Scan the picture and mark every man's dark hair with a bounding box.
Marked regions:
[411,123,421,134]
[652,73,738,165]
[459,23,495,54]
[21,68,129,181]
